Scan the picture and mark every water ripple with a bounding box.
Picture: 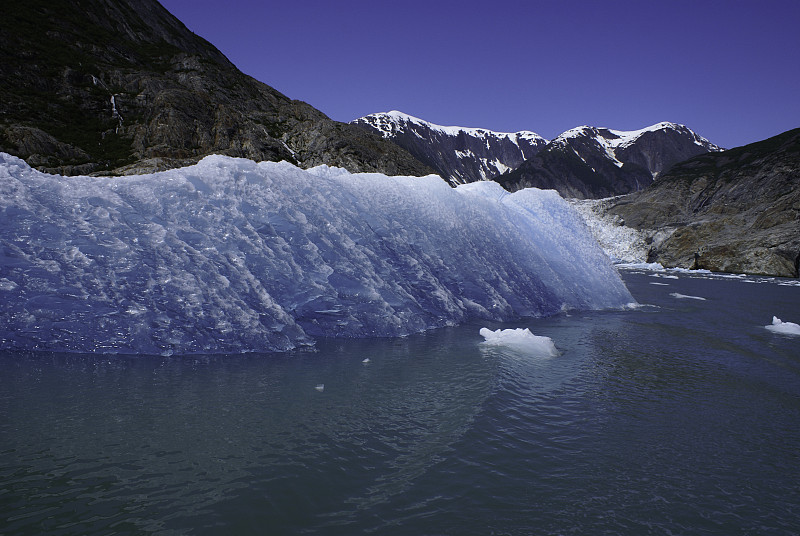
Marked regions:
[2,271,800,534]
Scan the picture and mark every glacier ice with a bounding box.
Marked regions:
[479,327,559,357]
[0,153,633,355]
[568,198,649,264]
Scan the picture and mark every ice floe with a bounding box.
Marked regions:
[765,317,800,336]
[479,327,559,357]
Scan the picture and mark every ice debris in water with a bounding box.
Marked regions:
[670,292,706,301]
[479,327,559,357]
[0,153,633,355]
[765,317,800,336]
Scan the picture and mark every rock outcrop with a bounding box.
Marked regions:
[607,128,800,277]
[496,123,722,198]
[0,0,431,176]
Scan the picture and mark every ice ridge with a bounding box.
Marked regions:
[0,153,633,355]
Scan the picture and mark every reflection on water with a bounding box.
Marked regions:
[2,269,800,535]
[2,331,499,534]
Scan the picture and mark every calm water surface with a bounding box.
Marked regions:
[2,269,799,535]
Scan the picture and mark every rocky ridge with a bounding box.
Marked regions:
[607,128,800,277]
[0,0,431,176]
[351,111,547,185]
[495,123,722,198]
[353,111,721,198]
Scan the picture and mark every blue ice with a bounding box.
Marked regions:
[0,153,633,354]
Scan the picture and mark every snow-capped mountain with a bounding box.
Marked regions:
[352,112,721,197]
[558,122,721,177]
[351,111,548,185]
[496,123,723,198]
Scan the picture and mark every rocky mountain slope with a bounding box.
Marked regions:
[607,128,800,277]
[351,111,547,185]
[495,123,722,198]
[0,0,431,176]
[353,112,721,197]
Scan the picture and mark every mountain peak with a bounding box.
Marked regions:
[498,121,722,198]
[557,122,721,152]
[353,112,721,194]
[358,111,547,143]
[352,112,548,184]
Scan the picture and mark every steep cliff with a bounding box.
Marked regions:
[608,128,800,277]
[0,0,431,176]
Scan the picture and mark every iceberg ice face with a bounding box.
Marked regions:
[0,153,633,355]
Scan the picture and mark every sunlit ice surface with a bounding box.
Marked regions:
[0,153,632,355]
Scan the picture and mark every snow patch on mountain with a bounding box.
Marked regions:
[378,111,547,144]
[554,123,722,170]
[558,122,718,150]
[351,111,550,185]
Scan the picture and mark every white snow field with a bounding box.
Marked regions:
[0,153,633,354]
[479,327,559,357]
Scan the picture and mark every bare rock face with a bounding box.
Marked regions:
[0,0,431,177]
[608,128,800,277]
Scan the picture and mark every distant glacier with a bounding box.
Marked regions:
[0,153,633,355]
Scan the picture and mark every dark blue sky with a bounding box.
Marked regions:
[159,0,799,149]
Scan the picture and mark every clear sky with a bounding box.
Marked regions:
[158,0,800,149]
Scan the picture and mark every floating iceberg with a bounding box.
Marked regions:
[479,327,559,357]
[0,153,633,354]
[765,317,800,336]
